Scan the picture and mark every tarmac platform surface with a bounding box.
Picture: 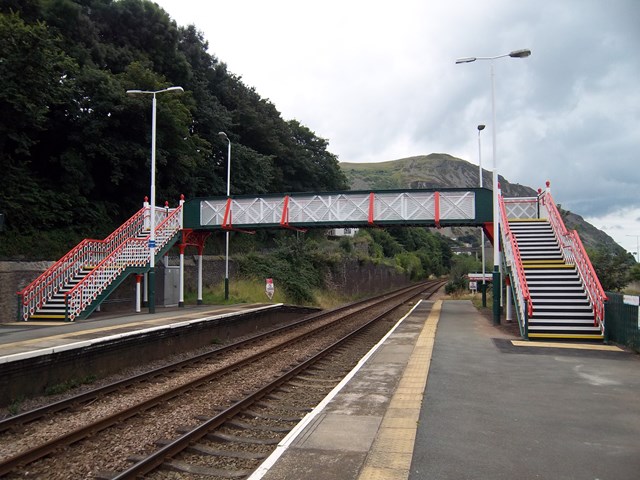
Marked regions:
[254,300,640,480]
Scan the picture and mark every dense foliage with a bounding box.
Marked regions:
[234,228,454,304]
[587,246,636,292]
[0,0,348,259]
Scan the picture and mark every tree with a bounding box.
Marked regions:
[587,247,634,292]
[0,11,78,231]
[0,1,351,259]
[628,263,640,283]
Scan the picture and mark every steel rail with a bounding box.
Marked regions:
[112,281,442,478]
[0,282,429,433]
[0,281,441,476]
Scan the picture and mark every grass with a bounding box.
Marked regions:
[184,278,287,305]
[183,277,365,310]
[311,289,364,310]
[623,282,640,295]
[8,397,25,416]
[44,375,97,396]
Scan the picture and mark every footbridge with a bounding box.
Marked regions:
[183,188,494,233]
[17,184,606,342]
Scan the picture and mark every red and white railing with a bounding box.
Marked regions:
[64,204,183,321]
[17,196,183,321]
[498,189,533,332]
[17,205,150,320]
[539,182,607,333]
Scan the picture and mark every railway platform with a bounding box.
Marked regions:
[254,299,640,480]
[0,302,319,406]
[0,303,279,361]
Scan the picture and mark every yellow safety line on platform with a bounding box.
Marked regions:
[4,322,69,326]
[511,340,622,351]
[528,333,604,340]
[358,300,442,480]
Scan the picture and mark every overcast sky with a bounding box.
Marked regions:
[155,0,640,254]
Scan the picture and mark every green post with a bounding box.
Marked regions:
[492,267,501,324]
[224,277,229,302]
[481,281,487,307]
[148,268,155,314]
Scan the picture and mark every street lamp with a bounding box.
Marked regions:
[626,235,640,263]
[126,86,184,313]
[456,48,531,324]
[218,131,231,300]
[477,124,487,307]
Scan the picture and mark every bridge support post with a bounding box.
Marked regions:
[135,274,142,313]
[505,275,513,322]
[179,244,185,307]
[197,253,203,305]
[143,273,148,307]
[148,269,155,314]
[492,267,501,325]
[481,281,487,307]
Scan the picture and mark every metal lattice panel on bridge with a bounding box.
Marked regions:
[504,197,539,220]
[185,188,493,230]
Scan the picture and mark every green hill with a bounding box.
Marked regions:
[340,154,623,254]
[341,153,535,197]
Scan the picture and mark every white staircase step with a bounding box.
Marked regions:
[507,217,604,339]
[527,325,602,333]
[534,305,593,311]
[531,298,589,304]
[530,293,588,299]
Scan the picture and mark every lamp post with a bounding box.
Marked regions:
[218,131,231,300]
[456,48,531,324]
[126,86,184,313]
[627,235,640,263]
[477,124,487,307]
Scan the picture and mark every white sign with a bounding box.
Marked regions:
[265,278,274,300]
[469,281,477,293]
[467,273,492,281]
[621,295,640,329]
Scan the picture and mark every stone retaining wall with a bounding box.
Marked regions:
[0,257,410,323]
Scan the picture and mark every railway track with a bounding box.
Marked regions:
[0,281,443,479]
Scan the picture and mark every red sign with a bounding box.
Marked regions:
[265,278,274,300]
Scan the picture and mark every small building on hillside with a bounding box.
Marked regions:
[327,228,358,238]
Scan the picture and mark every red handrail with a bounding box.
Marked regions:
[17,206,148,320]
[541,189,607,331]
[17,207,146,296]
[498,194,533,319]
[64,206,183,321]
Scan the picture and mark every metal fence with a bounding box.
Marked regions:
[604,292,640,352]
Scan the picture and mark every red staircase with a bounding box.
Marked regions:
[17,199,183,322]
